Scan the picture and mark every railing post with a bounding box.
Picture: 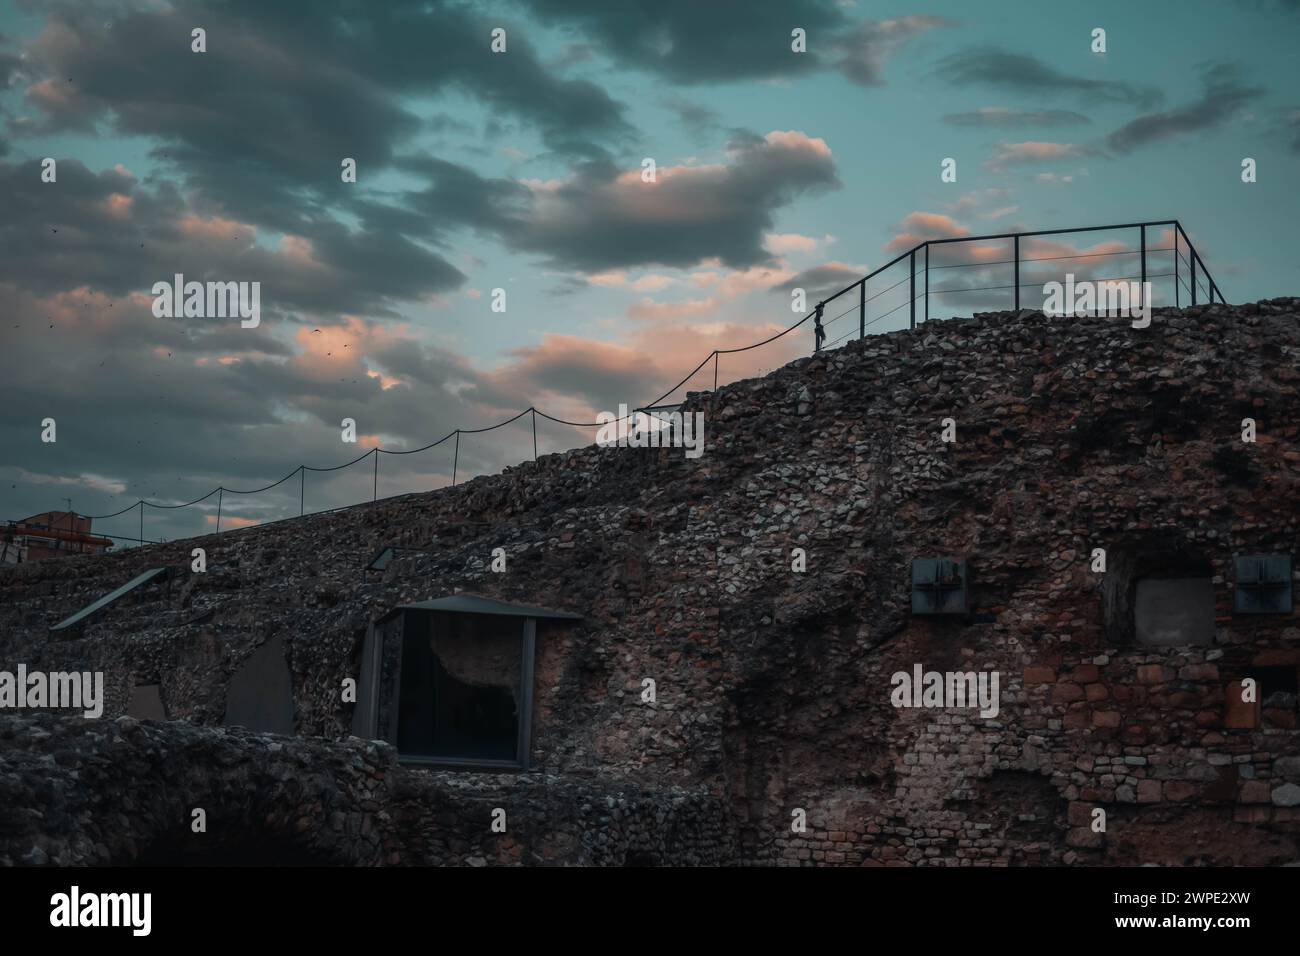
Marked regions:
[1139,224,1146,294]
[1174,227,1179,309]
[909,250,916,330]
[859,280,865,340]
[1013,235,1020,310]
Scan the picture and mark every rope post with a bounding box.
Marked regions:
[924,244,929,324]
[713,352,719,392]
[373,450,378,502]
[139,500,144,548]
[1013,235,1020,311]
[531,409,538,461]
[299,466,305,516]
[216,488,222,534]
[1191,253,1197,306]
[452,431,460,487]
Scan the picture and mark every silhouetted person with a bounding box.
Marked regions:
[813,302,826,352]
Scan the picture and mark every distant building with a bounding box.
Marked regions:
[0,512,114,564]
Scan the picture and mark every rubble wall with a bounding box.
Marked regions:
[3,300,1300,865]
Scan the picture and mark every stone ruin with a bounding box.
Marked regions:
[3,299,1300,866]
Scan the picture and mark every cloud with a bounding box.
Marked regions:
[1,0,630,301]
[517,0,941,87]
[1106,64,1262,152]
[765,232,832,255]
[14,0,628,156]
[662,95,721,134]
[830,16,953,86]
[587,271,679,292]
[943,187,1014,219]
[0,158,466,314]
[935,48,1161,108]
[985,141,1097,171]
[943,107,1092,127]
[515,0,842,83]
[628,296,718,321]
[774,261,868,300]
[885,212,970,252]
[1034,171,1086,184]
[502,130,840,271]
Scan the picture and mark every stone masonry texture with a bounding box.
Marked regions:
[3,299,1300,866]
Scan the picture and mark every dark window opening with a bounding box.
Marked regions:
[1247,666,1299,704]
[126,684,167,721]
[355,596,581,769]
[911,558,968,615]
[397,611,522,762]
[222,634,295,735]
[1134,578,1215,646]
[1234,555,1293,615]
[1101,539,1215,646]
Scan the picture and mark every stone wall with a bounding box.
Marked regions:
[3,299,1300,865]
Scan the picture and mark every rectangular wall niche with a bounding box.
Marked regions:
[126,684,167,721]
[1134,578,1215,646]
[353,595,581,769]
[1234,555,1293,615]
[911,558,968,614]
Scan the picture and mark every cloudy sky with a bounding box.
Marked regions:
[1,0,1297,547]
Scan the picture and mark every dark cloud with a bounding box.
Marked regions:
[935,48,1162,109]
[517,0,943,86]
[775,263,864,301]
[517,0,842,83]
[1106,64,1262,152]
[4,0,629,270]
[0,157,465,313]
[16,1,627,149]
[944,108,1092,127]
[377,131,840,272]
[662,95,721,134]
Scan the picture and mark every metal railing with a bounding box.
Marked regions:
[809,220,1224,352]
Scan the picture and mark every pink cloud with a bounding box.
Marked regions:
[987,142,1092,171]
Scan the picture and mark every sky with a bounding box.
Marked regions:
[1,0,1298,547]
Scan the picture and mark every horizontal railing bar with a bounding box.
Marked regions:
[810,220,1188,314]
